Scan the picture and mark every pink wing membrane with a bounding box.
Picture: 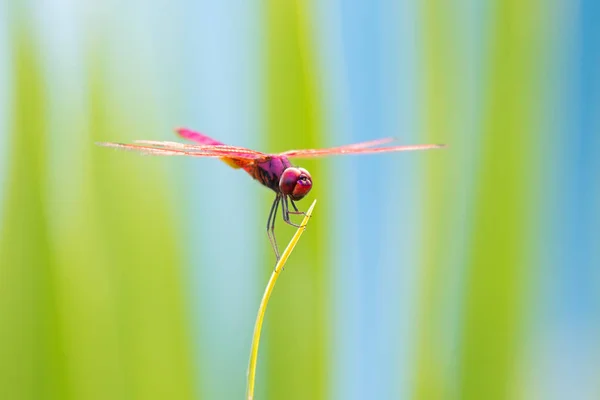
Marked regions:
[280,143,446,158]
[96,141,268,160]
[98,127,445,161]
[329,137,395,150]
[133,140,265,155]
[176,128,396,152]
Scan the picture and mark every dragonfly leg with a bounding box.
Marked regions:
[288,200,307,216]
[266,194,281,261]
[282,196,302,228]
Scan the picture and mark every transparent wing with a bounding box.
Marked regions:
[279,142,446,159]
[96,141,269,162]
[132,140,267,156]
[328,137,396,150]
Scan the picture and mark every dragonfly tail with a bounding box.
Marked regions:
[176,128,224,146]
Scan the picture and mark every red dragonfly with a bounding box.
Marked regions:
[98,128,445,260]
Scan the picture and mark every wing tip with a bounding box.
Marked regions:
[95,141,123,148]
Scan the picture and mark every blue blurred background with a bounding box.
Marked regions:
[1,1,599,399]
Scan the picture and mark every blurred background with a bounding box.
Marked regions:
[1,0,599,399]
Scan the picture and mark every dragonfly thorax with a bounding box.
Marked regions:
[279,167,312,201]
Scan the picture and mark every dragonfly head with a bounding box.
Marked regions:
[279,167,312,201]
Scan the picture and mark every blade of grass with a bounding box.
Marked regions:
[246,199,317,400]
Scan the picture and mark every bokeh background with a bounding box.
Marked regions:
[1,1,599,399]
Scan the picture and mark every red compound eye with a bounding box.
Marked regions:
[279,167,312,200]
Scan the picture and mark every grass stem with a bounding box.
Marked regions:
[246,199,317,400]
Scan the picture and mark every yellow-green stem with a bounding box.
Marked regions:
[246,199,317,400]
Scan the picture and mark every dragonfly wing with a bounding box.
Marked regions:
[132,140,265,156]
[329,137,396,150]
[280,143,446,158]
[97,142,190,156]
[96,141,270,168]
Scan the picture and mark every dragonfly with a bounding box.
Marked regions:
[97,128,445,260]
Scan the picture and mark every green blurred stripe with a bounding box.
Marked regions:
[459,1,545,399]
[263,1,328,399]
[0,18,197,400]
[413,1,461,399]
[86,52,196,399]
[0,27,68,400]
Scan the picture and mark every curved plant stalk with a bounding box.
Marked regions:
[246,199,317,400]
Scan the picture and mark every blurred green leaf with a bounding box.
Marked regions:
[458,1,545,399]
[413,2,461,399]
[0,26,68,400]
[0,16,197,400]
[263,2,329,399]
